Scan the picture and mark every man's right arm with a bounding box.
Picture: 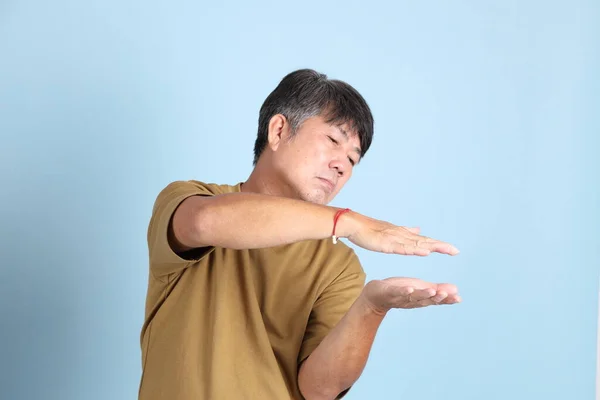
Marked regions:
[170,192,351,252]
[169,192,459,256]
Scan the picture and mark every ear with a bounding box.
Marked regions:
[267,114,289,151]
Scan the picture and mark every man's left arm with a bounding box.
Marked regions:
[298,278,461,400]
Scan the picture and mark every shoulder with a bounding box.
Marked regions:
[152,179,241,210]
[158,179,241,197]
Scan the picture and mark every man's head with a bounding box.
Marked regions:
[252,69,374,205]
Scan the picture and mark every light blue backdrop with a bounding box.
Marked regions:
[1,1,598,399]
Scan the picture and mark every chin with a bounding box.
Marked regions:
[300,191,330,205]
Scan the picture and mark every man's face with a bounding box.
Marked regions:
[270,115,362,205]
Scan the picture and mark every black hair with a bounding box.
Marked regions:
[253,69,374,165]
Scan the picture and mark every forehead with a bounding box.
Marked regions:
[300,115,362,157]
[306,116,359,139]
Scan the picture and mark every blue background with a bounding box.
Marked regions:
[1,1,598,399]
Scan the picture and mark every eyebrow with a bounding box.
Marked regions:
[337,127,362,158]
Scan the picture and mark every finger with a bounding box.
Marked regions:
[402,292,460,308]
[415,298,438,307]
[450,294,462,303]
[393,243,431,257]
[412,238,460,256]
[386,285,414,297]
[431,291,448,303]
[437,283,459,295]
[417,293,457,308]
[408,288,436,301]
[441,294,461,304]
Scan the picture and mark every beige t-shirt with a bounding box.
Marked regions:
[138,180,366,400]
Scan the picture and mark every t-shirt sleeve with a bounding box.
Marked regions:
[147,180,216,277]
[298,249,366,398]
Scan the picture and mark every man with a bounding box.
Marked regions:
[138,68,461,400]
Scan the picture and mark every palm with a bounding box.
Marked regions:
[363,277,461,312]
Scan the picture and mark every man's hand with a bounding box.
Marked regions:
[341,214,460,257]
[360,277,461,315]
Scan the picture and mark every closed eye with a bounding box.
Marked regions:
[328,136,338,144]
[348,157,356,166]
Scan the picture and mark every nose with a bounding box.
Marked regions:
[330,158,346,177]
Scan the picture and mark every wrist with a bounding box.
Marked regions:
[357,286,390,317]
[332,209,360,239]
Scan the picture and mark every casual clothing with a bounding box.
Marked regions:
[138,180,366,399]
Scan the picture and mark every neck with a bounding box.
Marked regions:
[241,160,295,199]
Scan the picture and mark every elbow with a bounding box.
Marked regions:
[298,363,348,400]
[299,384,348,400]
[171,196,213,250]
[188,201,213,245]
[298,384,340,400]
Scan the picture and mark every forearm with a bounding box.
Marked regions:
[177,192,357,250]
[298,291,386,399]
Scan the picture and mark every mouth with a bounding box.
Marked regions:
[317,177,335,192]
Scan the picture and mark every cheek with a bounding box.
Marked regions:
[300,145,327,169]
[314,143,333,164]
[289,139,331,177]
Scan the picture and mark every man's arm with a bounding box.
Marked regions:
[170,192,352,252]
[297,293,385,400]
[170,191,458,255]
[297,278,461,400]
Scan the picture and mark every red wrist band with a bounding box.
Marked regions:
[332,208,351,244]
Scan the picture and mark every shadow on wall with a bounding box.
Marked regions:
[0,181,82,399]
[0,155,149,399]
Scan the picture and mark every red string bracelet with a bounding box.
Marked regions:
[332,208,351,244]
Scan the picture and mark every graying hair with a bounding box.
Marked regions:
[253,69,374,165]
